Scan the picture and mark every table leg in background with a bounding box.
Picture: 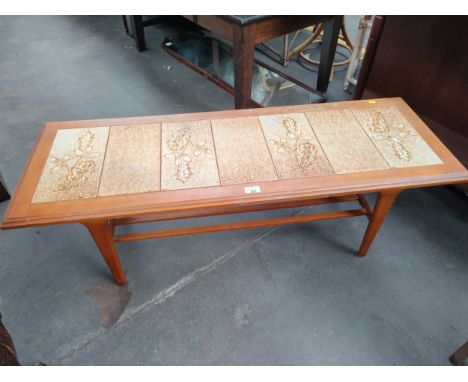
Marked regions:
[129,15,146,52]
[317,15,342,92]
[233,24,256,109]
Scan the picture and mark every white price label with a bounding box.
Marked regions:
[244,186,261,194]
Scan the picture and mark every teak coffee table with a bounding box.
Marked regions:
[2,98,467,285]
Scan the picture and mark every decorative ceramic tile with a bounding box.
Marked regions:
[259,113,334,178]
[352,105,442,167]
[305,109,389,174]
[161,120,220,190]
[98,124,161,197]
[32,127,109,203]
[211,116,278,185]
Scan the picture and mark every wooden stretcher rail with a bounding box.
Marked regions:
[114,195,363,226]
[113,208,367,242]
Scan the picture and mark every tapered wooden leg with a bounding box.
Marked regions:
[84,221,126,285]
[358,190,401,257]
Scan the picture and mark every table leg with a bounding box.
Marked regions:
[84,221,126,285]
[129,15,146,52]
[317,15,342,93]
[233,24,256,109]
[358,190,401,257]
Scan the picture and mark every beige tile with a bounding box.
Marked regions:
[211,116,278,185]
[352,105,442,167]
[32,126,109,203]
[305,109,389,174]
[259,113,334,179]
[161,120,220,190]
[98,124,161,197]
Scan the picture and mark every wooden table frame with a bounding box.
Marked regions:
[183,15,342,109]
[125,15,341,109]
[83,191,395,285]
[2,99,467,285]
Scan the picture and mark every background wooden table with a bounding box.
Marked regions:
[126,15,342,109]
[184,16,342,109]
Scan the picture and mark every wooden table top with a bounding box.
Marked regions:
[2,98,467,229]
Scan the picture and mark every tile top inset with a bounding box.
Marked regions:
[32,104,443,203]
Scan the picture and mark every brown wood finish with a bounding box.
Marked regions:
[450,340,468,366]
[184,15,341,108]
[232,23,257,109]
[1,98,467,284]
[85,221,126,285]
[114,195,361,226]
[114,208,367,243]
[358,191,400,257]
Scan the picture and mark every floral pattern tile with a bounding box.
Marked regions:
[352,106,442,168]
[32,127,109,203]
[259,113,334,179]
[161,120,220,190]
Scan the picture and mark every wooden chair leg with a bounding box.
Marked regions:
[84,221,126,285]
[358,190,401,257]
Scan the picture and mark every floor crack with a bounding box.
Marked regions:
[49,211,306,364]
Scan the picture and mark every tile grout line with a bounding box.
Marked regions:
[209,119,222,186]
[95,126,112,197]
[257,115,281,181]
[304,112,337,175]
[158,122,163,191]
[350,108,392,169]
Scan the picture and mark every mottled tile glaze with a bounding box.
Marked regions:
[32,126,109,203]
[98,124,161,197]
[352,105,442,168]
[211,116,278,185]
[305,109,389,174]
[161,120,220,190]
[259,113,334,179]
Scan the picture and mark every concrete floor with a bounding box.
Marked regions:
[0,16,467,366]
